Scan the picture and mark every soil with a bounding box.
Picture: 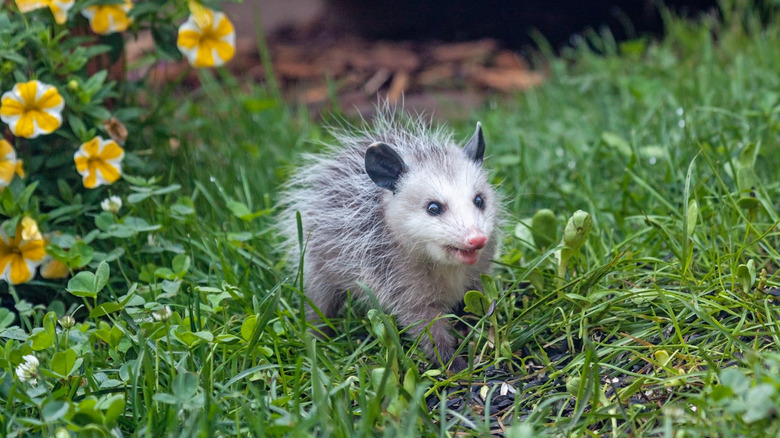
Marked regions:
[128,15,545,120]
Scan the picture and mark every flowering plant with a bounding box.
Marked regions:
[0,2,239,433]
[0,0,237,288]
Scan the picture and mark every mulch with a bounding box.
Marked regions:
[129,16,545,118]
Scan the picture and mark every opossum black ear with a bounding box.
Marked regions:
[365,142,407,193]
[464,122,485,164]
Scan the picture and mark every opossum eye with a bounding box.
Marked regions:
[474,194,486,210]
[426,201,444,216]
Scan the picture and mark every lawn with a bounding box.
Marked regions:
[2,1,780,436]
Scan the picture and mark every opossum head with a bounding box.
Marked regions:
[365,123,497,266]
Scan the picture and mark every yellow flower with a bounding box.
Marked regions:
[74,136,125,189]
[15,0,74,25]
[0,218,46,285]
[0,140,24,190]
[177,6,235,68]
[40,256,69,279]
[20,216,42,241]
[81,0,133,35]
[1,80,64,139]
[40,232,69,280]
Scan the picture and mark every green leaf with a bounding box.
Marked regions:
[41,400,71,423]
[67,271,97,298]
[30,312,57,350]
[29,328,54,350]
[601,132,632,157]
[736,166,760,192]
[227,200,251,218]
[480,274,499,301]
[736,259,757,292]
[738,142,759,170]
[154,267,176,280]
[152,393,179,405]
[90,302,123,318]
[106,224,136,238]
[174,328,213,346]
[172,254,190,277]
[240,316,257,342]
[686,199,699,237]
[566,376,582,395]
[151,21,182,60]
[160,279,181,296]
[123,216,161,232]
[94,211,116,231]
[0,308,14,329]
[531,209,557,250]
[68,113,88,140]
[99,394,126,426]
[127,192,151,204]
[173,372,199,399]
[68,241,95,269]
[95,261,109,293]
[0,326,27,341]
[50,348,77,378]
[367,308,388,342]
[742,384,775,423]
[463,290,490,316]
[15,181,39,211]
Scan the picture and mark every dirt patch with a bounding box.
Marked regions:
[129,16,545,119]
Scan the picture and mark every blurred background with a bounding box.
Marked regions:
[187,0,721,117]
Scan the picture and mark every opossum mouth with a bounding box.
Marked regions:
[446,246,481,265]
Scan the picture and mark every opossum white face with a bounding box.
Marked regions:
[365,123,497,266]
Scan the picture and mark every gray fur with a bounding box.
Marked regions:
[277,106,500,371]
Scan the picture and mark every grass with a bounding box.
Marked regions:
[3,1,780,436]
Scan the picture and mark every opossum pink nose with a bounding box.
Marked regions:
[466,233,487,250]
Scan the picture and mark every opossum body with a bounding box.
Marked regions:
[279,110,499,371]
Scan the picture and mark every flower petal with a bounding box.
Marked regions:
[50,0,75,24]
[96,160,121,183]
[41,258,69,279]
[37,87,64,111]
[214,14,235,38]
[98,140,124,160]
[15,0,49,13]
[0,96,25,117]
[12,113,36,138]
[20,239,46,262]
[9,255,33,284]
[177,29,201,50]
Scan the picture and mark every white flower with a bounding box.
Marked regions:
[100,195,122,214]
[177,6,235,68]
[73,136,124,189]
[0,80,64,139]
[16,354,39,385]
[80,0,133,34]
[59,315,76,329]
[152,305,172,322]
[15,0,75,25]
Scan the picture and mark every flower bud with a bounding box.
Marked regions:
[563,210,592,252]
[59,314,76,330]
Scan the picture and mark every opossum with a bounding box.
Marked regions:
[278,108,499,371]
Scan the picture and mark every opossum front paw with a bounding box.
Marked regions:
[448,356,468,373]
